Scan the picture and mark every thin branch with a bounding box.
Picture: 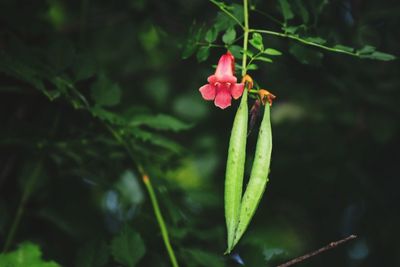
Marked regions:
[233,33,245,43]
[276,235,357,267]
[3,160,43,252]
[104,124,179,267]
[250,29,360,57]
[250,7,283,26]
[38,71,180,267]
[246,49,264,68]
[210,0,245,29]
[241,0,250,77]
[142,172,179,267]
[195,42,226,48]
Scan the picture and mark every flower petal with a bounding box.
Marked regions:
[199,84,216,100]
[213,52,237,83]
[214,89,232,109]
[231,83,244,99]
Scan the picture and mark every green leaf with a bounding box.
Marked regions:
[360,51,396,61]
[0,242,60,267]
[214,12,232,32]
[243,49,255,58]
[182,23,203,59]
[249,33,264,51]
[0,51,51,99]
[130,114,193,132]
[214,3,244,31]
[255,56,273,63]
[231,4,244,25]
[264,48,282,56]
[76,240,109,267]
[91,73,122,107]
[333,44,354,53]
[205,27,218,43]
[131,127,183,154]
[90,106,127,125]
[222,28,236,45]
[356,45,396,61]
[229,45,242,59]
[196,46,210,62]
[111,226,146,267]
[289,43,323,65]
[247,64,258,70]
[278,0,294,21]
[357,45,376,54]
[182,42,197,59]
[304,36,327,45]
[295,0,309,23]
[355,45,396,61]
[284,25,299,34]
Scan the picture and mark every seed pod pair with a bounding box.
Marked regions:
[225,93,273,253]
[232,103,272,248]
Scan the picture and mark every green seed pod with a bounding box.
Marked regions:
[232,104,272,248]
[225,91,248,253]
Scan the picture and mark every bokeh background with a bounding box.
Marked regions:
[0,0,399,266]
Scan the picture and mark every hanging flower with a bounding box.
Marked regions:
[199,52,244,109]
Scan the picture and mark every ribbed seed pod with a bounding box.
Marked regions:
[225,91,248,253]
[232,104,272,248]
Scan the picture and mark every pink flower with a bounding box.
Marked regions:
[199,52,244,109]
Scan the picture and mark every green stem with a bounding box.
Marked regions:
[142,173,179,267]
[249,28,360,57]
[105,124,179,267]
[241,0,250,77]
[232,33,245,44]
[195,42,226,48]
[3,160,42,252]
[250,7,283,26]
[210,0,244,29]
[246,49,264,68]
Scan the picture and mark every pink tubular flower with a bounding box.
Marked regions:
[199,52,244,109]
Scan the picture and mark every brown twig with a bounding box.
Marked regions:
[276,235,357,267]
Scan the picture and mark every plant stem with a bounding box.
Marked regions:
[142,173,179,267]
[51,80,179,267]
[105,124,179,267]
[3,160,42,252]
[250,7,283,26]
[241,0,250,77]
[277,235,357,267]
[210,0,244,29]
[249,29,360,57]
[195,42,226,48]
[246,49,265,68]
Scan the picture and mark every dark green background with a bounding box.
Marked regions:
[0,0,399,266]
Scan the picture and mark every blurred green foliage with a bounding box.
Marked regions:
[0,0,399,266]
[0,242,60,267]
